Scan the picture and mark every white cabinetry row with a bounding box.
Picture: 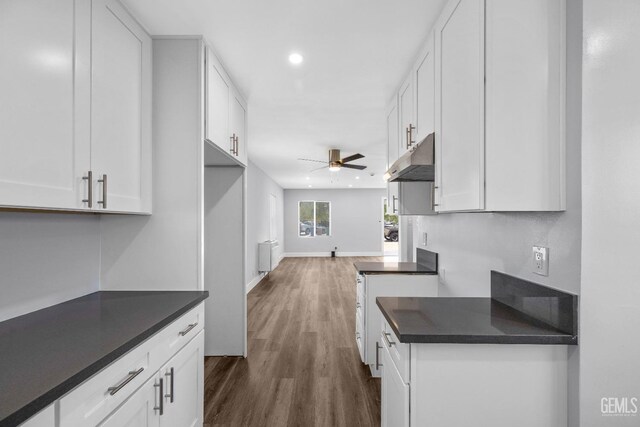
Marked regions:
[355,273,438,377]
[379,317,569,427]
[0,0,152,213]
[21,304,205,427]
[386,0,566,213]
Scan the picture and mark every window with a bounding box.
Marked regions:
[298,201,331,237]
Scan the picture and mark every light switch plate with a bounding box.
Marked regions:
[532,246,549,276]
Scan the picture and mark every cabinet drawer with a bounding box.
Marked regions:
[59,343,152,426]
[151,303,204,368]
[381,318,410,383]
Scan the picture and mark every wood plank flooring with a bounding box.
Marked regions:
[204,257,381,427]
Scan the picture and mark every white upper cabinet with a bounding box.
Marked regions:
[484,0,566,211]
[205,49,231,154]
[0,0,152,214]
[414,34,436,144]
[0,0,90,210]
[91,0,152,213]
[230,92,247,165]
[386,98,399,213]
[431,0,565,212]
[398,74,414,157]
[435,0,486,212]
[205,47,247,166]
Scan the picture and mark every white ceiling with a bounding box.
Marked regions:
[122,0,446,189]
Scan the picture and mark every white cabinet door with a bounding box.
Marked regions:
[381,345,409,427]
[0,0,90,210]
[19,405,54,427]
[230,92,247,166]
[91,0,152,213]
[414,34,436,143]
[205,49,231,154]
[159,331,204,427]
[435,0,485,212]
[386,99,399,214]
[398,74,415,157]
[99,375,161,427]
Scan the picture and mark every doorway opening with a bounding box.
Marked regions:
[383,198,399,261]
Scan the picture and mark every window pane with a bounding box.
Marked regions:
[315,202,330,236]
[299,201,315,236]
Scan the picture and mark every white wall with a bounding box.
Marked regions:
[246,160,284,292]
[581,1,640,425]
[283,188,386,256]
[0,212,100,321]
[99,38,203,291]
[411,1,582,425]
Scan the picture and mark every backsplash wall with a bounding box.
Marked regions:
[0,212,100,321]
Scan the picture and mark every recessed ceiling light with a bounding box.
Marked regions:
[355,176,360,180]
[305,176,310,180]
[348,184,353,188]
[288,52,304,65]
[308,184,312,188]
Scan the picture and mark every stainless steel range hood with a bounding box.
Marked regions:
[385,133,435,182]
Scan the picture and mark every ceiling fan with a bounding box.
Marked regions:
[298,149,367,172]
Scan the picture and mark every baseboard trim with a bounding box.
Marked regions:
[246,274,262,294]
[283,251,383,258]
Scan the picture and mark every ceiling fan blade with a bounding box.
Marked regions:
[310,165,330,172]
[341,164,367,170]
[341,153,365,163]
[298,158,328,164]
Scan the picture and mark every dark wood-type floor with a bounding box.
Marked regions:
[204,257,381,427]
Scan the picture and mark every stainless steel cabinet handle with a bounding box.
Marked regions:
[97,174,107,209]
[179,322,198,336]
[107,367,144,395]
[405,127,410,149]
[382,332,396,347]
[230,134,236,154]
[376,342,383,370]
[154,378,164,415]
[82,171,92,208]
[164,367,174,403]
[408,124,416,147]
[392,195,398,213]
[234,135,239,156]
[356,303,361,308]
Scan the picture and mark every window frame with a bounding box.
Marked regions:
[297,200,331,238]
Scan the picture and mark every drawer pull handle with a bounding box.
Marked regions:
[356,303,361,308]
[376,341,383,370]
[382,332,396,347]
[107,367,144,395]
[154,378,164,415]
[164,367,174,403]
[179,322,198,336]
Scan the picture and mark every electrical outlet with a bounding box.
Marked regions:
[532,246,549,276]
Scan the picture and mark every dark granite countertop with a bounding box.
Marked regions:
[353,261,437,275]
[376,297,577,345]
[0,291,209,426]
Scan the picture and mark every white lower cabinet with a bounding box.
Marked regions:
[379,317,569,427]
[22,304,205,427]
[355,272,438,377]
[158,331,204,427]
[381,343,409,427]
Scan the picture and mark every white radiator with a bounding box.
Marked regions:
[258,240,279,272]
